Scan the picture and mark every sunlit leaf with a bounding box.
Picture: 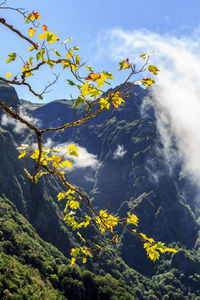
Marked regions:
[51,48,61,57]
[60,37,72,45]
[28,27,36,37]
[84,65,94,72]
[148,65,160,75]
[18,150,26,159]
[82,257,87,264]
[6,53,16,63]
[5,72,12,78]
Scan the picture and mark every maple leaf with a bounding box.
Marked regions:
[42,25,48,31]
[28,27,36,37]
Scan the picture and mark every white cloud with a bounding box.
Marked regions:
[1,106,40,134]
[97,27,200,186]
[113,144,127,160]
[71,145,101,170]
[44,138,101,171]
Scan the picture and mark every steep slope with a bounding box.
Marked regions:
[0,196,137,300]
[30,86,199,262]
[0,84,75,254]
[1,196,200,299]
[1,83,199,269]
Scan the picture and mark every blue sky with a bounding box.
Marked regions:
[0,0,200,102]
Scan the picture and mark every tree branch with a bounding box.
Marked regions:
[0,18,39,49]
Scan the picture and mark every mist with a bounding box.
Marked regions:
[99,28,200,186]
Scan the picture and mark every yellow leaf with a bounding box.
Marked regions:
[29,45,35,51]
[76,55,80,65]
[164,247,178,253]
[127,212,139,226]
[69,200,79,210]
[30,149,39,159]
[38,31,48,40]
[96,73,106,87]
[67,144,79,157]
[25,12,41,23]
[96,210,119,233]
[57,192,66,201]
[66,49,73,59]
[70,257,75,266]
[18,150,26,159]
[77,232,86,242]
[62,60,70,69]
[139,53,149,60]
[66,189,75,195]
[148,65,160,75]
[123,62,130,69]
[82,257,87,264]
[38,30,59,43]
[28,27,36,37]
[142,78,155,87]
[99,98,110,110]
[61,160,72,168]
[61,37,72,45]
[5,72,12,78]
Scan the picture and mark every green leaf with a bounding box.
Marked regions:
[102,71,114,79]
[29,56,33,66]
[139,53,149,59]
[73,97,84,107]
[6,53,16,63]
[84,65,94,72]
[153,251,160,262]
[66,79,76,86]
[51,48,61,57]
[36,48,45,61]
[119,60,125,71]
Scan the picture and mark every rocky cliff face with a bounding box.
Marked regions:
[0,83,199,275]
[0,81,20,108]
[32,85,199,246]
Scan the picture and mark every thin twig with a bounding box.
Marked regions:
[0,18,39,49]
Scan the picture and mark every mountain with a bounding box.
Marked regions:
[0,196,136,299]
[0,82,200,298]
[30,85,199,268]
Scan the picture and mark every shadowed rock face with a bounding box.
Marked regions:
[0,81,20,109]
[0,83,199,275]
[170,249,200,275]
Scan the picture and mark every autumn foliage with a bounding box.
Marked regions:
[0,6,177,266]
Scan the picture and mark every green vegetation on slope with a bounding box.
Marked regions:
[1,196,200,299]
[0,196,135,299]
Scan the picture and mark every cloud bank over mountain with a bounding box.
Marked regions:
[98,27,200,186]
[1,106,40,134]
